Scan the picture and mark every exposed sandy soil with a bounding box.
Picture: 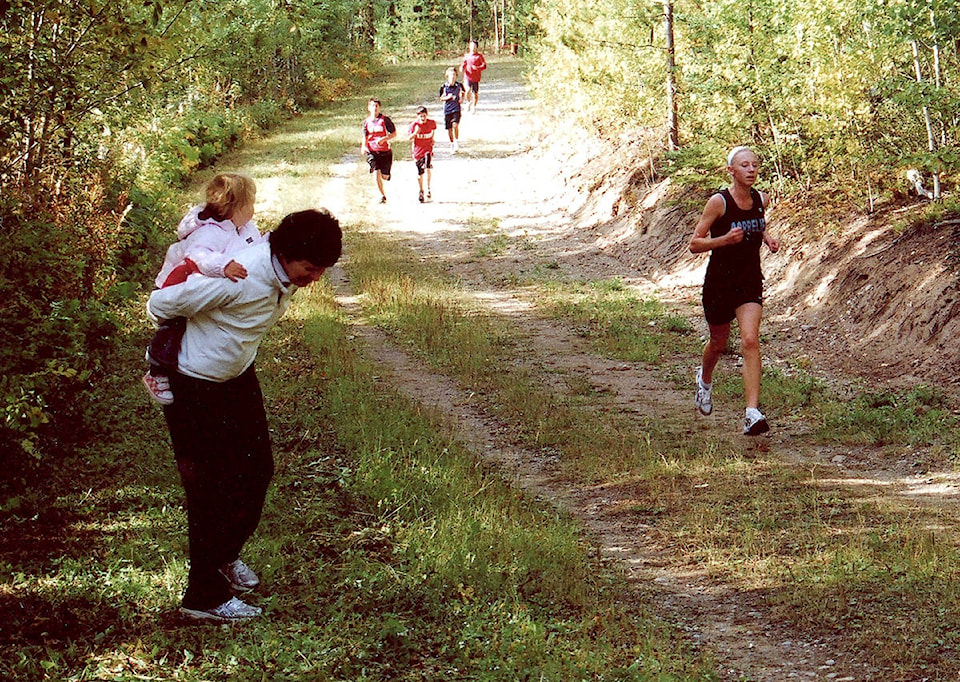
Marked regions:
[317,63,960,680]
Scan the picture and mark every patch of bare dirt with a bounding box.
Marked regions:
[321,62,960,680]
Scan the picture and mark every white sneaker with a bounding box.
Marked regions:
[695,367,712,416]
[452,141,459,153]
[743,408,770,436]
[181,596,261,623]
[220,558,259,593]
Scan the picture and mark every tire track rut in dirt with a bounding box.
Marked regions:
[332,266,868,681]
[320,61,959,680]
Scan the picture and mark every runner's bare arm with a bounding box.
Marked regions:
[689,194,740,253]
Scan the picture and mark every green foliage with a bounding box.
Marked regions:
[530,0,960,191]
[0,0,376,481]
[375,0,539,55]
[818,384,960,446]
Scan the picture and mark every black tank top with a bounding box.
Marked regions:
[704,188,766,289]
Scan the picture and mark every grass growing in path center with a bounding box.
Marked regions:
[345,222,960,679]
[0,59,719,681]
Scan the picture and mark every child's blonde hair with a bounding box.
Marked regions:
[199,173,256,222]
[445,66,457,78]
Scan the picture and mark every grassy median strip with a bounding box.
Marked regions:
[0,278,718,680]
[346,227,960,678]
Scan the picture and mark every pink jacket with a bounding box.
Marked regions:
[154,205,263,288]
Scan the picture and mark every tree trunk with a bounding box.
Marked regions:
[912,39,940,200]
[930,6,943,199]
[359,0,376,50]
[663,0,678,150]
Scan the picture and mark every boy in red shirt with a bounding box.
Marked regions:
[460,40,488,113]
[407,106,437,203]
[361,98,397,203]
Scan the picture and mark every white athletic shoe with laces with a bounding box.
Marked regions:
[743,408,770,436]
[695,367,713,416]
[180,596,261,623]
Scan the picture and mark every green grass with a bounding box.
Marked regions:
[0,264,716,682]
[345,213,960,678]
[536,278,697,363]
[0,58,720,681]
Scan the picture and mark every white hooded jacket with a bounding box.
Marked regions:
[154,205,263,288]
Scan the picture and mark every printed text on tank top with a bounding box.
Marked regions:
[722,190,765,242]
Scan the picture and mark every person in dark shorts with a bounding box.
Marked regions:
[361,98,397,203]
[459,40,487,113]
[439,67,465,152]
[407,106,437,202]
[688,146,780,435]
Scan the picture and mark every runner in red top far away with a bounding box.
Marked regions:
[460,40,487,113]
[361,98,397,204]
[407,106,437,203]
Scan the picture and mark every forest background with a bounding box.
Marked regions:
[3,0,959,500]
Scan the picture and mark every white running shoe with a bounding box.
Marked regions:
[181,596,261,623]
[695,367,712,416]
[743,408,770,436]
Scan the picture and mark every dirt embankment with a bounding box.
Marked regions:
[546,133,960,400]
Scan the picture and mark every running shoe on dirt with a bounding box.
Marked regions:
[743,408,770,436]
[695,367,712,416]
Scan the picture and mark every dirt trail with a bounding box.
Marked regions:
[319,64,956,680]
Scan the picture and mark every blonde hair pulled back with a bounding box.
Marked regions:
[199,173,256,222]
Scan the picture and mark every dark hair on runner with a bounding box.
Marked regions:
[369,98,381,105]
[270,209,343,268]
[417,106,428,114]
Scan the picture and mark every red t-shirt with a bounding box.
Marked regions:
[461,53,487,83]
[363,115,395,152]
[408,119,437,159]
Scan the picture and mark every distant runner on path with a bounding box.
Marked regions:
[407,106,436,203]
[438,67,465,153]
[688,146,780,436]
[459,40,487,113]
[361,98,397,204]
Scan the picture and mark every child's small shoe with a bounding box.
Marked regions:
[143,372,174,405]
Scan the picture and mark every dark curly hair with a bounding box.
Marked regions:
[269,209,342,268]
